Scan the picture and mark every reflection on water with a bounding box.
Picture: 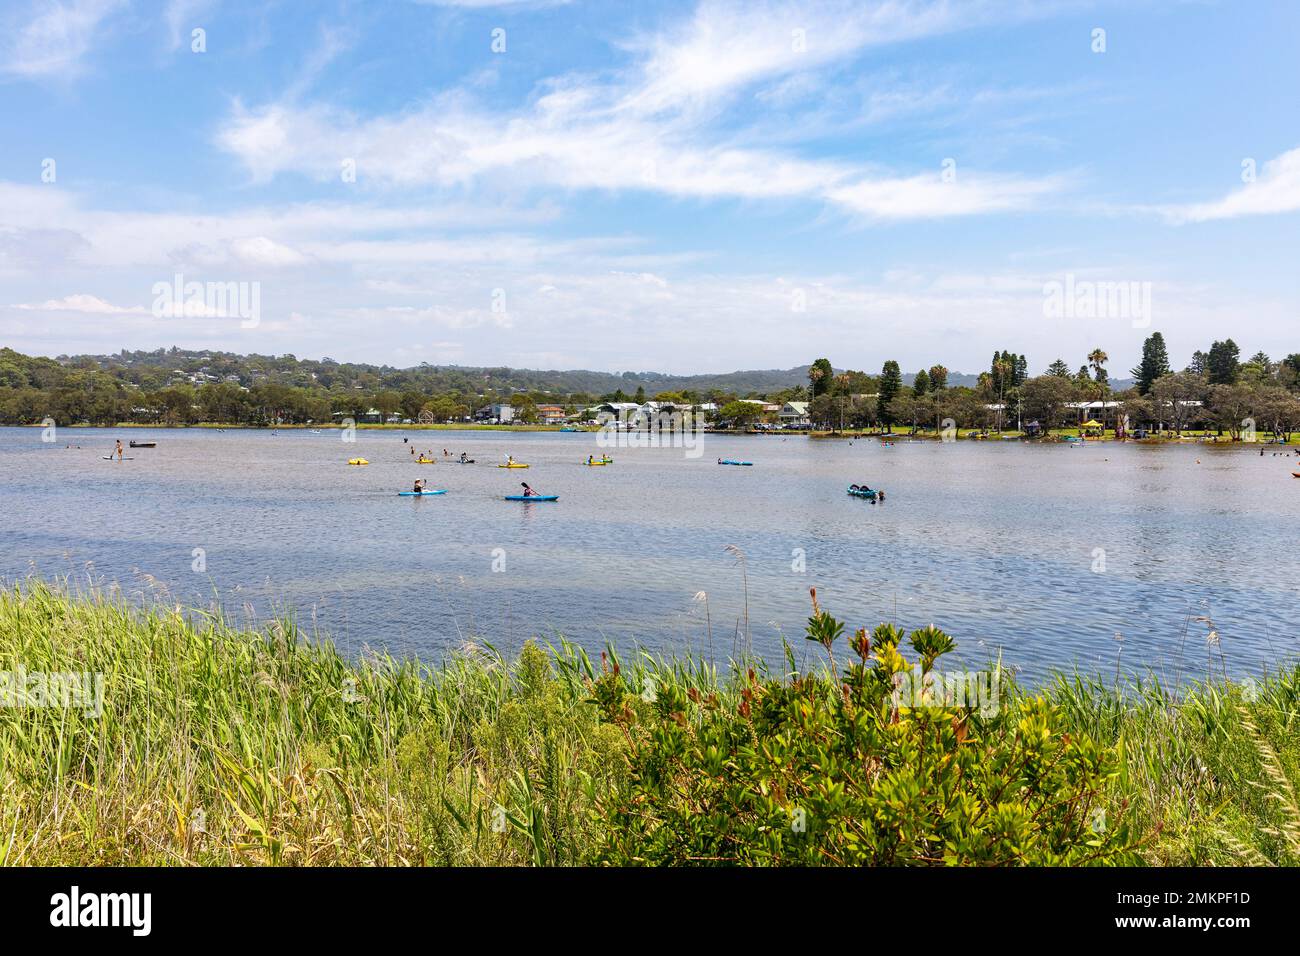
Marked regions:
[2,426,1298,684]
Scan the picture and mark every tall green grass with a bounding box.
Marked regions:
[1,580,1297,866]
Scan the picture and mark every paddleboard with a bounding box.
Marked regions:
[102,456,134,460]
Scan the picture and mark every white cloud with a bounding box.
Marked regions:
[1,0,124,78]
[229,236,309,267]
[12,293,147,314]
[1163,146,1300,223]
[215,0,1066,220]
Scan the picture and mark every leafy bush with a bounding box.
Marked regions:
[595,590,1138,865]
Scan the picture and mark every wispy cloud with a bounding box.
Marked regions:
[1162,146,1300,223]
[0,0,124,78]
[216,0,1068,220]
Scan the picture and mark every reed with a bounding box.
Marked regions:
[1,580,1296,866]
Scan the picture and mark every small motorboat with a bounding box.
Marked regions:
[128,441,156,448]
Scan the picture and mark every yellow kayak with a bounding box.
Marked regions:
[347,458,369,465]
[497,463,530,468]
[585,460,613,466]
[415,458,437,464]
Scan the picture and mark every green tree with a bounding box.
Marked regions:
[912,368,930,396]
[1206,340,1241,385]
[878,361,902,426]
[1047,358,1071,378]
[1130,332,1170,394]
[809,358,834,397]
[1087,349,1109,387]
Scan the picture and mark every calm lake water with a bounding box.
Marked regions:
[3,426,1298,683]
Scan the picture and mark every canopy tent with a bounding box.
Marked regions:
[1080,418,1105,439]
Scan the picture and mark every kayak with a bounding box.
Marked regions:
[397,490,447,496]
[497,463,530,468]
[102,456,135,460]
[584,460,613,466]
[847,487,881,499]
[415,459,437,464]
[718,460,753,466]
[505,495,558,501]
[453,459,476,464]
[347,458,369,465]
[129,441,156,448]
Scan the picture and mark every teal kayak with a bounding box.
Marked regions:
[847,487,881,499]
[505,495,558,501]
[718,460,753,466]
[397,490,447,496]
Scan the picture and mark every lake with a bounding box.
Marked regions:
[2,426,1298,683]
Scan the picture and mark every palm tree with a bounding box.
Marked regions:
[1087,348,1111,428]
[1087,349,1109,381]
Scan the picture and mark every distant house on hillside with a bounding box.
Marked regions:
[534,404,566,423]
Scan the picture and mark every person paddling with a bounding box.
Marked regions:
[114,439,124,461]
[520,481,538,497]
[413,478,427,494]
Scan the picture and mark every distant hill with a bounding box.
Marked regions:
[49,348,1002,396]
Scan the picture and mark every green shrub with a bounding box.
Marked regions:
[595,591,1138,865]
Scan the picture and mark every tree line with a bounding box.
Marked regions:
[800,335,1300,439]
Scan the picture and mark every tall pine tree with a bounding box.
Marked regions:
[878,360,902,426]
[1130,332,1170,394]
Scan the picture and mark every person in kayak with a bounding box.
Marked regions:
[587,455,594,465]
[507,454,515,465]
[459,451,469,462]
[520,482,538,497]
[413,478,426,494]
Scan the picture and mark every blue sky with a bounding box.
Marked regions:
[1,0,1297,376]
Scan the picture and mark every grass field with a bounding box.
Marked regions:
[2,581,1297,866]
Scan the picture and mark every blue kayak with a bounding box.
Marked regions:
[847,487,881,499]
[397,490,447,496]
[505,495,558,501]
[718,460,753,466]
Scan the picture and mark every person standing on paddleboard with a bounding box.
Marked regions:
[115,439,124,461]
